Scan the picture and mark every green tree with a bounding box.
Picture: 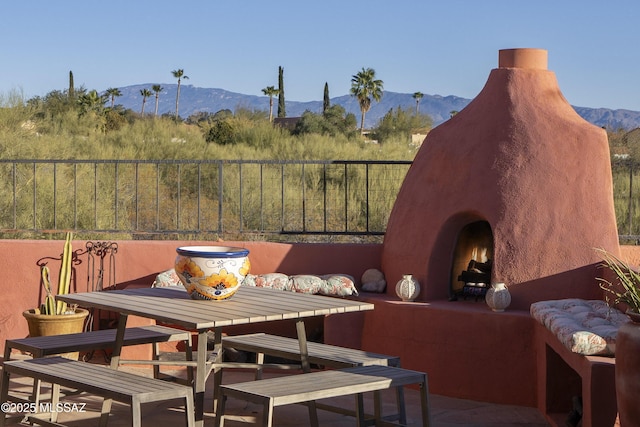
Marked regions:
[373,107,433,143]
[38,88,82,117]
[261,85,279,122]
[171,69,189,120]
[350,67,383,135]
[323,82,330,114]
[293,105,357,138]
[105,87,122,108]
[413,91,424,115]
[68,71,75,100]
[277,66,285,118]
[140,88,152,115]
[152,84,163,116]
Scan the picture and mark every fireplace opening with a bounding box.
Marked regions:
[450,221,494,301]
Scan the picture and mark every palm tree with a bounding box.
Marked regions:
[413,92,424,115]
[261,85,279,122]
[350,67,384,135]
[78,90,107,115]
[171,69,189,120]
[140,88,152,115]
[105,87,122,108]
[152,84,163,116]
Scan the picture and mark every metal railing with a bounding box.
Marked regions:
[613,160,640,243]
[3,159,640,243]
[0,159,411,241]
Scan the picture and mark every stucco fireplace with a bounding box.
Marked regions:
[381,48,620,309]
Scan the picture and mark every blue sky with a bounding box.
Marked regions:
[2,1,639,111]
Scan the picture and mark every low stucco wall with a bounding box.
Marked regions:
[0,239,382,355]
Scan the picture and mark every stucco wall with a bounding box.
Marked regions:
[0,239,382,354]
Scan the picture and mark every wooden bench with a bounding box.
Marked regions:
[0,356,195,427]
[221,333,405,422]
[530,299,627,427]
[4,325,192,361]
[533,320,618,427]
[4,325,193,403]
[216,365,431,427]
[222,333,401,371]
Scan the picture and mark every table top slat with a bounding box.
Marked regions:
[59,286,373,331]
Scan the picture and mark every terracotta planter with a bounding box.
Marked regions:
[22,308,89,359]
[616,315,640,426]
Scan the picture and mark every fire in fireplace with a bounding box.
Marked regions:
[450,221,493,300]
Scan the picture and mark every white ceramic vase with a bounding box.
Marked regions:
[485,282,511,312]
[395,274,420,302]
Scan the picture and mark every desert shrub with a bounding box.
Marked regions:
[206,119,236,145]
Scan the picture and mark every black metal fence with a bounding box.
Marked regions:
[2,159,640,243]
[0,159,411,242]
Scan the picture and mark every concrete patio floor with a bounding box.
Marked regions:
[1,362,550,427]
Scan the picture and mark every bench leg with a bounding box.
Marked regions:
[185,334,194,384]
[49,383,61,423]
[255,352,264,380]
[373,391,382,424]
[99,399,113,427]
[262,399,275,427]
[396,386,407,425]
[30,379,42,409]
[215,394,227,427]
[210,328,222,415]
[419,376,432,427]
[131,397,142,427]
[152,342,161,379]
[0,367,11,427]
[101,312,129,427]
[184,392,196,427]
[355,393,366,427]
[295,320,319,427]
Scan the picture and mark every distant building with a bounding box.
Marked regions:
[273,117,301,131]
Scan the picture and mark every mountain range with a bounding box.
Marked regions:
[110,84,640,130]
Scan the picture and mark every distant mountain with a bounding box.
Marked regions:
[110,84,640,130]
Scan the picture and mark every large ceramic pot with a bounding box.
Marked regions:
[616,313,640,426]
[175,246,250,301]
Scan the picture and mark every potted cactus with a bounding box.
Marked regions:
[596,248,640,426]
[22,232,89,341]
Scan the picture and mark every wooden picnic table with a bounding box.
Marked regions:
[59,285,374,427]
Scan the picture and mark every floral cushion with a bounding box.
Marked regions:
[152,269,184,288]
[530,298,629,356]
[319,275,359,297]
[243,273,358,297]
[153,270,358,297]
[242,273,290,291]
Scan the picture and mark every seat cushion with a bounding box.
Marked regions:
[530,298,629,356]
[243,273,358,297]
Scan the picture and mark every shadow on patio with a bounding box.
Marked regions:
[1,361,549,426]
